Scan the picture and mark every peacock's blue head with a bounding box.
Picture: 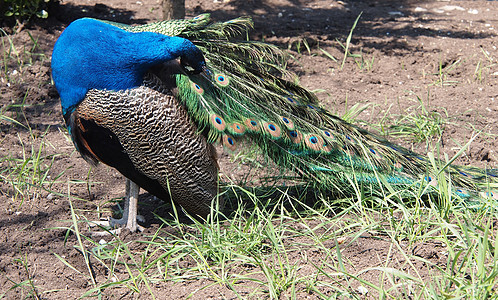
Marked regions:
[51,18,205,118]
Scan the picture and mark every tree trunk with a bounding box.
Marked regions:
[162,0,185,20]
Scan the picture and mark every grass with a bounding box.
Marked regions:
[0,109,66,205]
[42,175,496,299]
[0,31,61,206]
[1,129,496,297]
[3,83,496,300]
[473,47,496,84]
[0,254,42,299]
[1,28,47,85]
[377,91,447,145]
[429,57,462,87]
[319,12,375,72]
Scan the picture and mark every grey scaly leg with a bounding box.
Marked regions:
[113,179,141,232]
[91,179,144,236]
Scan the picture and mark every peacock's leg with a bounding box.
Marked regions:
[91,179,144,236]
[110,179,144,231]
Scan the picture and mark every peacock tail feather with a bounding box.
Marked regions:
[122,14,497,204]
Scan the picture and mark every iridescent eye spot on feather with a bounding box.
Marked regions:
[459,171,468,177]
[215,74,229,86]
[456,189,470,197]
[229,122,245,135]
[323,130,336,141]
[288,130,302,144]
[425,176,438,187]
[280,116,295,129]
[370,148,383,159]
[287,97,295,103]
[244,119,259,131]
[222,135,237,151]
[480,191,498,200]
[344,135,356,146]
[307,104,316,110]
[210,114,226,131]
[305,134,324,151]
[263,122,281,138]
[192,82,204,94]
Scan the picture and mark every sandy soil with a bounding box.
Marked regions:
[0,0,496,298]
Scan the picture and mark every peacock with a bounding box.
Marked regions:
[51,14,497,233]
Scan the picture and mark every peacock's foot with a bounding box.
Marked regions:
[89,215,145,236]
[88,179,144,236]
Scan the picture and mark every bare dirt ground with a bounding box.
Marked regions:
[1,0,497,298]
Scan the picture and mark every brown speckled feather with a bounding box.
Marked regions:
[70,73,220,217]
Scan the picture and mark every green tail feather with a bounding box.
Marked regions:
[127,14,498,204]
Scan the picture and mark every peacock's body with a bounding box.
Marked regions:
[70,73,219,216]
[52,15,497,232]
[52,17,219,231]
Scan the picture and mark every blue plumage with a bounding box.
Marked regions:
[51,18,205,116]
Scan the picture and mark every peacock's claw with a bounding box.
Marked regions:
[89,216,145,236]
[88,179,144,237]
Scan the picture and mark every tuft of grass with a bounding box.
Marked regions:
[341,101,372,125]
[473,47,496,83]
[430,57,462,87]
[0,101,66,206]
[317,13,374,73]
[339,12,362,70]
[376,92,447,145]
[287,37,312,55]
[1,29,46,84]
[352,48,375,72]
[0,254,42,299]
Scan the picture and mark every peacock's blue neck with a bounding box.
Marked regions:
[51,18,205,117]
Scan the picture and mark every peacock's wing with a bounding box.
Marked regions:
[69,72,220,216]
